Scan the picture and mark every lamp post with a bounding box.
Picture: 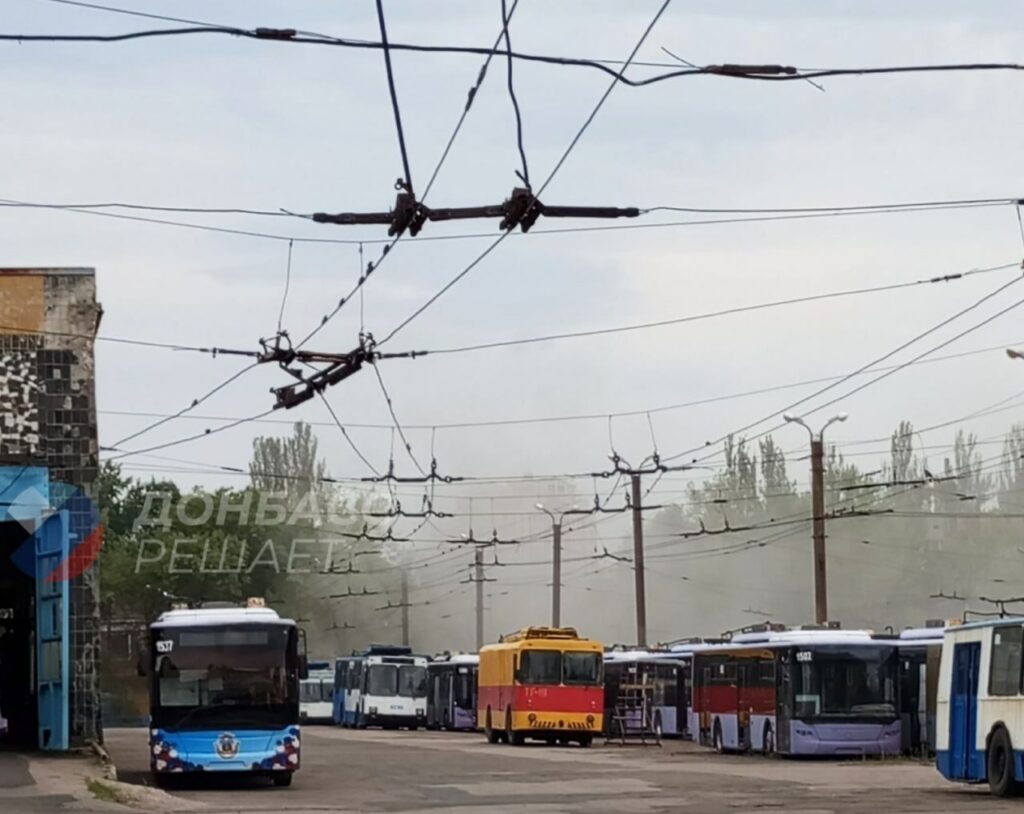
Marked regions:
[535,503,579,627]
[783,412,848,624]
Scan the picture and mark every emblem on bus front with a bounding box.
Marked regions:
[214,733,240,759]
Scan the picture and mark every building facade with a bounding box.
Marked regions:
[0,268,102,748]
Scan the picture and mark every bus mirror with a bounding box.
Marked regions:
[298,655,309,680]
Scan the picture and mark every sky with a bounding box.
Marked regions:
[4,0,1024,648]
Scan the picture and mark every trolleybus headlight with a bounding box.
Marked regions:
[528,713,537,724]
[369,706,378,715]
[586,715,595,727]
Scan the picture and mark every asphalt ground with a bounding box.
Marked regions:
[95,725,1024,813]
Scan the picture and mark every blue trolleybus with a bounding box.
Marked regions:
[144,599,307,787]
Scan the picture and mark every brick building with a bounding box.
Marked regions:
[0,268,102,749]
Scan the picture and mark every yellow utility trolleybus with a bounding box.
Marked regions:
[478,627,603,747]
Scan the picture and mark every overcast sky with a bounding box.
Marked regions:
[5,1,1024,643]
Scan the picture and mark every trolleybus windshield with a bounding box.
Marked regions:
[518,650,602,685]
[791,645,897,720]
[152,625,298,731]
[398,665,428,697]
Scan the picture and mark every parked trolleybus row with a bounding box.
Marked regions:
[142,599,1024,796]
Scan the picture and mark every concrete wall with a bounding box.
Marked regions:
[0,268,102,745]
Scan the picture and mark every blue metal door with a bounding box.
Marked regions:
[949,642,981,780]
[36,509,70,751]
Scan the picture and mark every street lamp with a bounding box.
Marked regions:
[535,503,579,628]
[782,412,849,624]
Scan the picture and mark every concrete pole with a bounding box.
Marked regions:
[400,570,410,647]
[474,548,484,650]
[631,473,647,647]
[810,438,828,625]
[552,522,562,627]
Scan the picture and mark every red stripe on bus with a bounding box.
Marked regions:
[478,684,602,713]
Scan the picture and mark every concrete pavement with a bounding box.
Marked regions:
[98,726,1013,813]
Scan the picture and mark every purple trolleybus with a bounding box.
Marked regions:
[426,654,478,731]
[692,629,902,756]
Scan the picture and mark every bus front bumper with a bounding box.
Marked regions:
[788,721,901,756]
[150,727,301,773]
[511,711,601,734]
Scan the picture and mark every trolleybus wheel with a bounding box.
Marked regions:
[713,720,725,754]
[505,708,524,746]
[273,774,293,788]
[988,727,1021,798]
[763,722,774,755]
[484,708,501,744]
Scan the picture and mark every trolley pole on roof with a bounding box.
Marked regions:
[631,473,648,647]
[400,570,410,647]
[783,411,849,625]
[474,548,484,650]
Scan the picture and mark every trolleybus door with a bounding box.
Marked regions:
[737,662,753,751]
[775,652,793,754]
[949,642,981,780]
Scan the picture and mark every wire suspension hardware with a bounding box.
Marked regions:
[312,196,641,236]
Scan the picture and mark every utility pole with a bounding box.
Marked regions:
[535,503,580,628]
[400,570,409,647]
[551,521,562,627]
[809,437,827,626]
[631,473,647,647]
[474,548,484,650]
[784,411,849,625]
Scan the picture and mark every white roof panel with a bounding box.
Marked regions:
[152,606,294,628]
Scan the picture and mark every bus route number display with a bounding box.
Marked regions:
[795,650,812,663]
[156,640,174,654]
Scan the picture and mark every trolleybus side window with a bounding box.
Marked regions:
[989,625,1024,696]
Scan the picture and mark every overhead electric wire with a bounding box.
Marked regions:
[317,392,380,476]
[104,407,277,462]
[290,3,519,350]
[374,0,413,193]
[276,240,293,333]
[378,0,673,345]
[413,262,1018,355]
[2,198,1014,248]
[499,0,529,189]
[97,335,1024,433]
[8,20,1024,88]
[109,361,261,449]
[665,272,1024,465]
[371,363,426,476]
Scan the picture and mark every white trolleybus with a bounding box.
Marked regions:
[936,617,1024,796]
[333,645,428,729]
[299,660,334,724]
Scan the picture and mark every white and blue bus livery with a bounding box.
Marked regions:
[145,600,306,787]
[333,645,428,729]
[936,618,1024,796]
